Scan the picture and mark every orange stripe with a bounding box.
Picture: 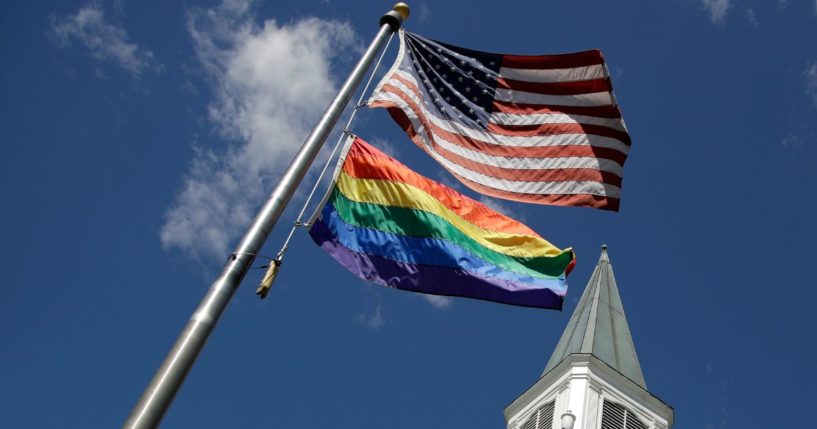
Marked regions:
[342,138,540,237]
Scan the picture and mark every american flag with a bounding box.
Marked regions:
[368,31,630,211]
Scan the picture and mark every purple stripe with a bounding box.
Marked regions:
[310,218,563,310]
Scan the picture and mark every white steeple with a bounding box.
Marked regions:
[504,246,673,429]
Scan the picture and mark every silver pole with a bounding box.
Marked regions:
[123,5,409,428]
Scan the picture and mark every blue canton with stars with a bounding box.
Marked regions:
[400,31,502,126]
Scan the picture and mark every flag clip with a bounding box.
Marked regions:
[256,257,282,299]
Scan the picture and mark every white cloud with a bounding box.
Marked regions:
[417,3,432,23]
[160,0,358,259]
[746,8,758,28]
[701,0,731,23]
[51,4,157,77]
[422,294,452,309]
[357,302,385,329]
[806,62,817,105]
[477,195,510,216]
[478,195,528,224]
[367,138,402,158]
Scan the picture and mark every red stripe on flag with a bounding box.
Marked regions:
[455,174,621,211]
[425,120,629,165]
[500,50,604,70]
[491,101,623,118]
[486,122,631,145]
[495,77,612,95]
[431,143,624,186]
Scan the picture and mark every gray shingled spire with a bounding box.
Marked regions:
[542,245,646,388]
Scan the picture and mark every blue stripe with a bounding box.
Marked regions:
[317,201,567,292]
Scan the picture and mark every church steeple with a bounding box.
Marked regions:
[543,245,645,388]
[504,246,673,429]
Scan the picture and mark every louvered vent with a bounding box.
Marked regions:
[537,401,554,429]
[601,401,648,429]
[520,401,555,429]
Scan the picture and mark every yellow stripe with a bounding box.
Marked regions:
[336,173,566,258]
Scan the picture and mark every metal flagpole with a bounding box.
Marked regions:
[123,4,410,428]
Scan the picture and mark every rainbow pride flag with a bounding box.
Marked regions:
[308,137,575,309]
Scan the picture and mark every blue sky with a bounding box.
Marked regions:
[2,0,817,427]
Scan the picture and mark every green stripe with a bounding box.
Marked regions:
[330,188,573,278]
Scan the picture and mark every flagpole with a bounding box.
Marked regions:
[123,4,409,428]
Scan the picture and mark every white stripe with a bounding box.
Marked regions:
[368,31,408,105]
[433,134,624,175]
[370,91,621,198]
[372,76,630,154]
[430,143,621,197]
[499,64,606,83]
[489,111,626,131]
[495,88,613,107]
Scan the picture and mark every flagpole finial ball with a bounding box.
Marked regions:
[601,244,608,250]
[393,3,410,20]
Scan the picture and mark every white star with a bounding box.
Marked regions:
[435,64,441,70]
[467,70,473,76]
[445,96,451,102]
[458,77,463,82]
[433,77,438,82]
[450,66,455,71]
[489,61,495,66]
[468,108,474,113]
[464,87,471,92]
[472,96,479,102]
[482,89,489,94]
[460,60,466,65]
[442,74,447,79]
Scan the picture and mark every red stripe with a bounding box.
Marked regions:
[486,122,631,146]
[496,77,612,95]
[501,50,604,70]
[455,175,621,211]
[431,143,624,186]
[425,119,629,165]
[492,101,623,118]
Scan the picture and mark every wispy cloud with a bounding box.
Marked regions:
[160,0,358,260]
[746,8,758,28]
[477,195,530,225]
[422,294,452,309]
[417,3,432,23]
[806,62,817,106]
[701,0,731,23]
[357,301,385,329]
[50,4,158,77]
[368,138,402,158]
